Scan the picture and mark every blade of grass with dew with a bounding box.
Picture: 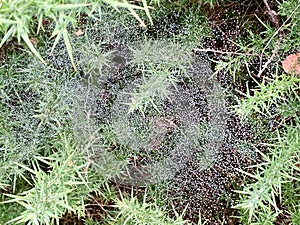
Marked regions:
[49,11,78,70]
[0,25,16,47]
[127,6,146,27]
[0,19,18,26]
[124,0,146,27]
[103,0,145,10]
[50,27,62,54]
[51,3,90,11]
[62,27,76,70]
[36,13,44,34]
[103,0,147,26]
[13,162,37,175]
[142,0,153,25]
[21,32,46,65]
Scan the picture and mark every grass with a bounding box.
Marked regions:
[235,74,300,121]
[0,1,228,221]
[3,136,93,224]
[234,124,300,223]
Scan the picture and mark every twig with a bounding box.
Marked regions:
[193,48,260,56]
[257,35,282,78]
[257,2,300,77]
[258,0,281,77]
[263,0,279,29]
[91,196,115,211]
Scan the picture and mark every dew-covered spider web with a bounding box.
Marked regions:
[71,36,227,186]
[65,8,256,223]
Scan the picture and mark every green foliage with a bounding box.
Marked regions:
[233,49,300,225]
[2,135,98,225]
[223,1,300,224]
[123,67,178,115]
[3,0,299,223]
[77,38,114,77]
[215,0,300,82]
[214,24,277,82]
[231,3,300,222]
[234,125,300,224]
[279,0,300,51]
[108,191,188,225]
[0,0,154,70]
[235,75,300,121]
[1,32,194,223]
[0,198,25,224]
[126,39,191,114]
[0,55,74,191]
[0,52,119,224]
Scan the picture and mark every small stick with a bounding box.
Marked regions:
[263,0,280,29]
[257,35,282,78]
[257,2,300,77]
[193,48,261,56]
[258,0,281,76]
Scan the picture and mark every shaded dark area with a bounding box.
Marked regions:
[166,114,257,224]
[203,0,281,91]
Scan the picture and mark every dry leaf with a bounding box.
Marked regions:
[74,29,84,37]
[30,37,39,46]
[282,53,300,75]
[139,22,146,27]
[67,160,73,166]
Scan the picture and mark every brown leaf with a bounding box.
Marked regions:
[30,37,39,46]
[282,53,300,75]
[67,160,73,167]
[139,22,146,27]
[74,29,84,37]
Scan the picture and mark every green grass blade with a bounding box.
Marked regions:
[37,13,43,34]
[5,215,25,225]
[50,31,62,55]
[142,0,153,25]
[13,162,37,174]
[102,0,144,10]
[0,25,16,47]
[51,3,91,10]
[125,3,146,27]
[62,28,76,70]
[21,32,46,65]
[0,18,18,25]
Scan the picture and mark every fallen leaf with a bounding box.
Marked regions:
[30,37,39,46]
[68,160,73,166]
[74,29,84,37]
[139,22,146,27]
[282,53,300,75]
